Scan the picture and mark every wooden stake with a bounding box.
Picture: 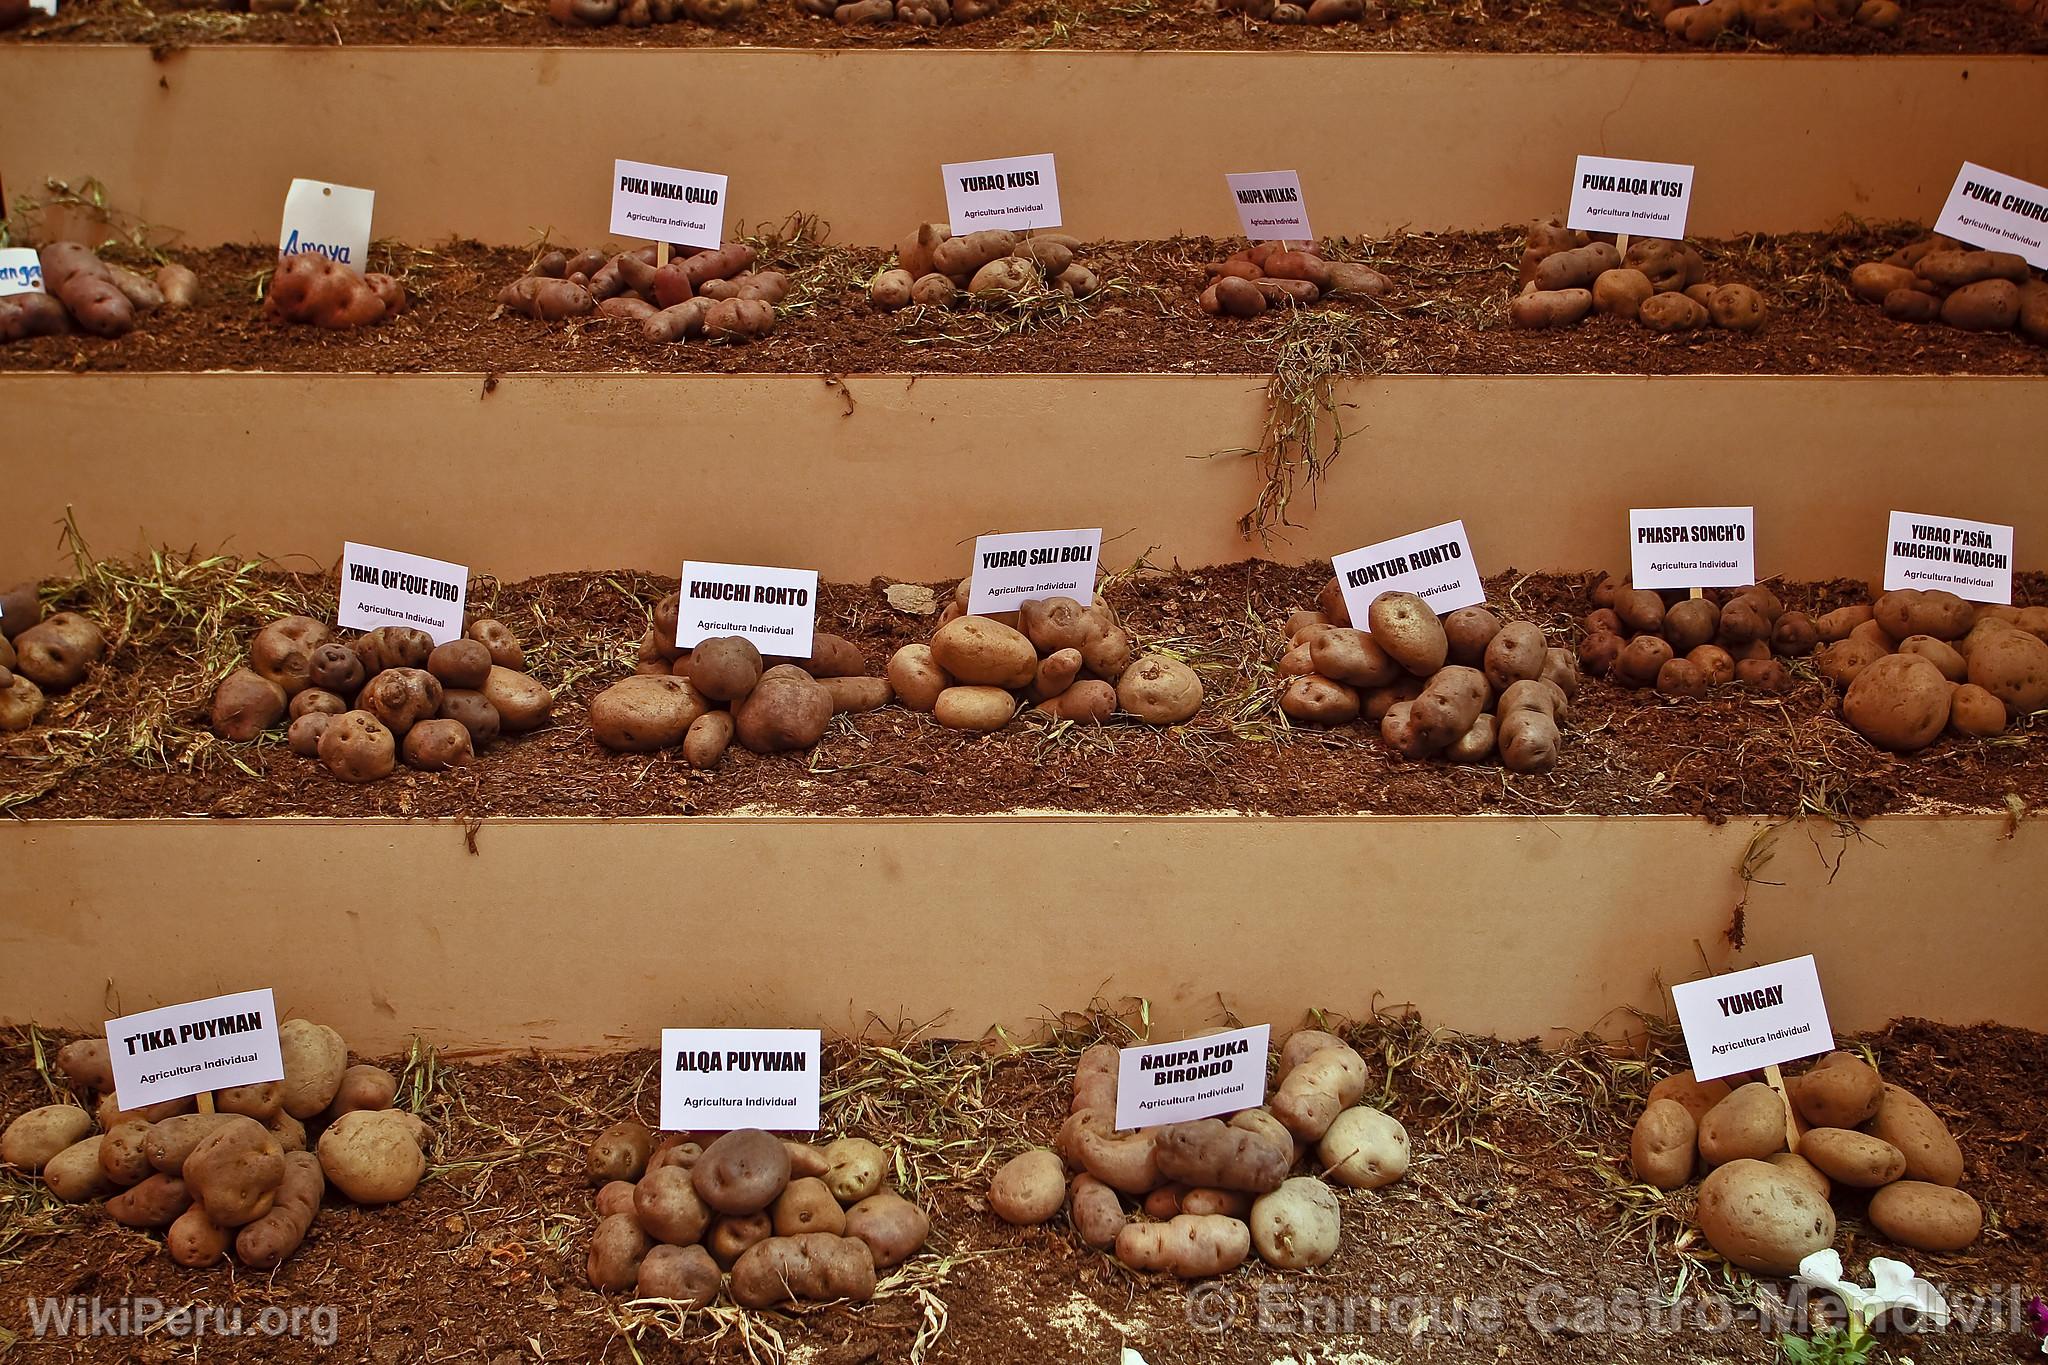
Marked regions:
[1764,1062,1799,1153]
[1616,231,1631,258]
[196,1090,216,1115]
[656,242,670,268]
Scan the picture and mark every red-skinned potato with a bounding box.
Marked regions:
[266,253,393,329]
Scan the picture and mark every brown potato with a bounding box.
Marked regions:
[1280,674,1360,726]
[990,1148,1066,1224]
[1687,644,1735,685]
[637,1243,722,1305]
[1368,592,1448,675]
[1272,1043,1368,1141]
[1631,1098,1696,1190]
[694,1129,791,1216]
[1788,1052,1881,1128]
[869,267,914,310]
[326,1063,400,1120]
[1,1104,94,1171]
[1592,267,1653,321]
[145,1113,240,1173]
[1249,1176,1340,1270]
[772,1175,848,1238]
[216,1081,284,1121]
[107,1172,193,1229]
[822,676,892,714]
[1615,635,1675,688]
[1441,607,1502,668]
[289,687,348,721]
[1117,654,1203,725]
[1948,683,2007,737]
[1694,1158,1835,1274]
[426,638,493,690]
[1533,242,1621,291]
[1067,1172,1126,1249]
[887,644,950,711]
[1940,278,2020,331]
[822,1137,887,1204]
[1816,637,1887,688]
[843,1190,929,1268]
[1656,658,1708,698]
[213,667,289,740]
[1509,284,1593,328]
[931,616,1037,688]
[729,1233,876,1307]
[676,710,731,768]
[1650,1070,1731,1124]
[353,625,433,676]
[185,1116,286,1227]
[1030,647,1083,701]
[236,1149,324,1270]
[588,1119,655,1184]
[587,1212,653,1291]
[1115,1213,1250,1278]
[1843,654,1951,752]
[637,1165,714,1245]
[1865,1084,1963,1186]
[438,690,501,747]
[1614,587,1667,634]
[1697,1083,1791,1166]
[358,667,444,738]
[1482,622,1547,694]
[1707,283,1767,332]
[935,684,1018,732]
[1966,626,2048,713]
[402,717,474,771]
[1153,1112,1290,1194]
[686,635,763,701]
[316,709,397,782]
[1660,598,1719,653]
[482,665,553,733]
[250,616,333,695]
[803,633,865,679]
[307,642,365,694]
[1868,1181,1981,1252]
[590,674,706,752]
[317,1109,426,1204]
[168,1202,230,1268]
[1798,1127,1906,1188]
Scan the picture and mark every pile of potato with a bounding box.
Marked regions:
[211,615,553,781]
[0,242,196,342]
[499,242,783,344]
[0,1022,428,1272]
[548,0,750,24]
[1214,0,1367,20]
[1648,0,1899,41]
[804,0,1002,22]
[583,1123,930,1307]
[868,226,1099,311]
[1811,589,2048,751]
[1276,581,1578,773]
[1632,1054,1979,1274]
[1511,221,1767,334]
[1575,578,1807,698]
[0,583,108,732]
[888,581,1202,731]
[1196,241,1389,319]
[988,1031,1408,1277]
[1849,235,2048,344]
[589,591,887,763]
[265,251,405,330]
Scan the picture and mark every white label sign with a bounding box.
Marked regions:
[1115,1024,1270,1131]
[1333,519,1485,623]
[105,989,285,1109]
[1672,956,1833,1084]
[942,154,1062,234]
[610,159,727,251]
[677,561,819,657]
[28,0,54,14]
[1934,162,2048,270]
[1226,170,1313,242]
[1883,510,2014,604]
[339,541,468,644]
[1566,155,1695,239]
[0,247,44,297]
[660,1028,821,1132]
[279,178,374,271]
[967,528,1101,616]
[1629,506,1756,590]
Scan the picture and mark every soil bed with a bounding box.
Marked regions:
[4,0,2042,54]
[4,560,2046,821]
[3,229,2045,378]
[0,1015,2039,1365]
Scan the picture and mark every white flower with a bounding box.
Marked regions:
[1795,1250,1951,1329]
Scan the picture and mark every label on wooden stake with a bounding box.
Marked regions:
[1883,510,2014,604]
[279,179,374,270]
[1115,1024,1270,1130]
[967,528,1101,616]
[1672,956,1833,1084]
[942,154,1062,233]
[1629,506,1756,589]
[105,989,285,1109]
[676,561,818,657]
[610,159,726,251]
[339,541,468,644]
[1566,155,1695,238]
[0,247,44,297]
[660,1028,821,1132]
[1226,171,1312,242]
[1332,520,1485,623]
[1934,162,2048,270]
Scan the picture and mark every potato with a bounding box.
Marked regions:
[1541,647,1581,698]
[844,1190,929,1268]
[1816,637,1887,688]
[1815,604,1874,642]
[1625,238,1704,293]
[146,1113,240,1173]
[401,717,474,771]
[707,1211,772,1266]
[1655,658,1707,699]
[1646,1071,1735,1125]
[1865,1084,1963,1186]
[637,1243,722,1305]
[318,710,397,782]
[1115,1214,1250,1278]
[1270,1042,1368,1142]
[107,1172,193,1228]
[1592,267,1654,320]
[317,1109,426,1204]
[1615,635,1674,688]
[1798,1127,1906,1188]
[930,616,1037,688]
[786,1137,875,1208]
[1657,598,1716,654]
[1067,1172,1126,1249]
[1766,1152,1831,1200]
[1630,1098,1696,1190]
[590,675,706,752]
[694,1129,791,1216]
[885,644,950,712]
[280,1019,349,1119]
[932,230,1018,281]
[734,666,834,751]
[1249,1176,1340,1270]
[1367,593,1448,676]
[186,1116,286,1226]
[90,1117,152,1185]
[1940,278,2020,331]
[989,1147,1068,1226]
[1948,683,2007,737]
[681,711,734,768]
[236,1149,324,1269]
[588,1119,655,1184]
[216,1080,284,1120]
[1279,674,1360,725]
[101,1092,195,1129]
[3,1104,96,1172]
[0,582,44,640]
[1577,630,1623,676]
[1533,243,1621,291]
[686,635,763,701]
[501,275,595,320]
[1316,1104,1407,1188]
[438,690,501,747]
[168,1202,230,1268]
[637,1164,714,1245]
[1497,708,1560,773]
[1034,679,1114,723]
[1116,654,1202,725]
[307,642,365,695]
[1707,284,1767,332]
[425,638,493,691]
[594,1179,637,1219]
[326,1063,400,1120]
[970,257,1040,298]
[1640,292,1707,332]
[1868,1181,1981,1252]
[250,615,333,695]
[266,1109,308,1154]
[1064,1112,1160,1195]
[587,1212,653,1291]
[1073,1042,1119,1112]
[266,253,391,329]
[1694,1158,1836,1275]
[1877,588,1972,642]
[1433,607,1499,669]
[1697,1082,1790,1166]
[771,1175,848,1238]
[932,684,1016,732]
[483,665,553,733]
[1842,654,1950,752]
[1030,648,1082,702]
[212,667,289,740]
[1510,284,1592,328]
[1966,626,2048,713]
[0,671,43,730]
[1788,1052,1881,1129]
[290,687,348,721]
[730,1233,877,1307]
[869,267,914,310]
[1851,262,1918,303]
[912,273,959,308]
[801,633,865,680]
[1154,1113,1290,1193]
[821,676,891,715]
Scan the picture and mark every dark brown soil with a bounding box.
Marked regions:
[0,1017,2040,1365]
[3,228,2045,377]
[7,563,2047,820]
[4,0,2043,54]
